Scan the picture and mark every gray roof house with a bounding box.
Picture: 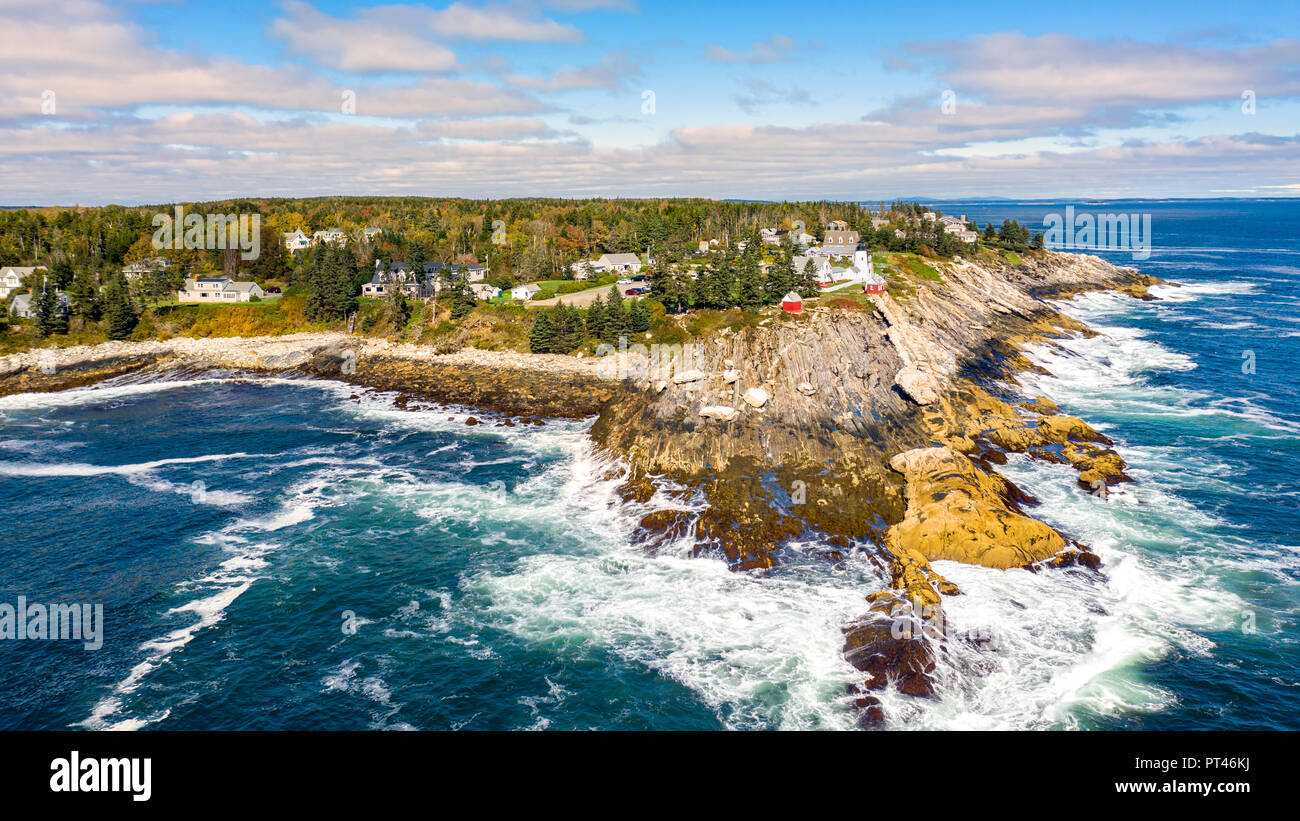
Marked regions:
[9,290,71,318]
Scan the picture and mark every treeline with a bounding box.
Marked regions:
[529,291,652,354]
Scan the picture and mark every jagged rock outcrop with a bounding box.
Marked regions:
[886,446,1068,569]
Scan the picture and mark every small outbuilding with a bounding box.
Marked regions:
[862,272,887,295]
[781,291,803,313]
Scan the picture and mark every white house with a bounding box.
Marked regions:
[794,255,833,284]
[362,227,383,242]
[511,283,542,300]
[283,228,312,253]
[122,258,171,282]
[177,277,265,303]
[0,266,45,300]
[313,229,347,247]
[470,283,501,300]
[597,253,643,274]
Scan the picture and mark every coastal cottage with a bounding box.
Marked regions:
[511,283,541,300]
[362,227,383,241]
[0,266,45,300]
[282,228,312,253]
[470,283,501,300]
[177,277,265,303]
[780,291,803,313]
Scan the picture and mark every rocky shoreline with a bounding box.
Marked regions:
[0,249,1162,727]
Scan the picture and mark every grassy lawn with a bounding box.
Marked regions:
[1003,250,1024,265]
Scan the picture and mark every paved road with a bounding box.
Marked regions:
[527,282,641,307]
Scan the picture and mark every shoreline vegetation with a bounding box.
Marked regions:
[1,195,1165,726]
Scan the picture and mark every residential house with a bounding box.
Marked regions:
[177,277,265,303]
[9,290,70,318]
[312,229,347,247]
[511,283,542,300]
[122,258,171,282]
[470,283,501,301]
[597,253,643,274]
[0,266,45,300]
[760,227,789,246]
[362,227,383,242]
[827,220,849,231]
[817,227,861,257]
[283,228,312,253]
[794,255,832,284]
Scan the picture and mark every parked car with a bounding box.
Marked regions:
[617,278,632,285]
[625,286,649,295]
[265,286,282,294]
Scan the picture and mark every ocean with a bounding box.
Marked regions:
[1,199,1296,730]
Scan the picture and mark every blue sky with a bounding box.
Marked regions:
[2,0,1298,204]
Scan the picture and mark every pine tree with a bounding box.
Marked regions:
[627,298,650,334]
[604,288,627,342]
[102,272,138,340]
[795,257,821,298]
[585,295,607,340]
[450,278,476,320]
[387,279,411,329]
[529,310,553,353]
[765,251,794,304]
[736,256,765,310]
[33,277,68,337]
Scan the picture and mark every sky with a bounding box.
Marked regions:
[2,0,1299,205]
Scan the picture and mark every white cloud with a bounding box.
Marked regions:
[506,51,637,91]
[270,2,458,73]
[427,2,585,43]
[707,35,795,65]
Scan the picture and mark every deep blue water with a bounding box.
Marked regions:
[1,199,1297,730]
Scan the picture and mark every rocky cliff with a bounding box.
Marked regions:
[589,250,1160,725]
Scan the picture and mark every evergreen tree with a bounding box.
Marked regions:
[249,230,291,282]
[604,288,627,341]
[765,250,795,304]
[627,298,650,334]
[387,279,411,329]
[450,276,476,320]
[585,295,608,339]
[32,276,68,336]
[657,268,692,313]
[102,272,138,340]
[529,310,553,353]
[736,256,765,310]
[795,257,821,298]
